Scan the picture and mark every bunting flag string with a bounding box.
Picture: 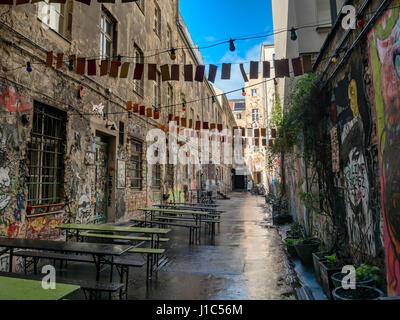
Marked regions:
[40,51,314,81]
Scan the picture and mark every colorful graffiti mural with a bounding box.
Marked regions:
[368,0,400,296]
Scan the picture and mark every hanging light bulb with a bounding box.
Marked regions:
[212,96,216,104]
[116,55,122,67]
[26,62,32,73]
[331,53,338,63]
[182,102,186,111]
[357,17,365,28]
[229,39,236,52]
[290,27,297,41]
[128,111,132,119]
[169,48,176,60]
[80,115,83,121]
[68,59,74,71]
[242,88,246,96]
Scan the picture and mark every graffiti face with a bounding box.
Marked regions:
[0,167,10,211]
[76,195,91,224]
[344,147,369,212]
[368,2,400,296]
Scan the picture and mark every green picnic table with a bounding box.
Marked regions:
[57,224,171,249]
[0,276,79,300]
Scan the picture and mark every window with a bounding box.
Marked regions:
[130,140,143,189]
[134,45,144,96]
[251,89,257,97]
[153,71,161,108]
[236,113,242,120]
[38,0,65,35]
[153,2,161,37]
[317,0,346,26]
[136,0,144,13]
[100,9,117,59]
[119,122,124,146]
[252,109,259,122]
[167,84,173,107]
[153,164,161,188]
[166,25,172,50]
[27,102,66,206]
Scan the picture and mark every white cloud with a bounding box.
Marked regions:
[211,42,263,99]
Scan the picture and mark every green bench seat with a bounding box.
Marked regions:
[79,232,169,243]
[128,248,165,254]
[153,216,220,223]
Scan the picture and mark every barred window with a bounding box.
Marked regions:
[27,102,66,206]
[130,140,143,190]
[152,164,161,188]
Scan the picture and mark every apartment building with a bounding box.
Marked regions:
[0,0,235,242]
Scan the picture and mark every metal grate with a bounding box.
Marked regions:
[26,102,66,206]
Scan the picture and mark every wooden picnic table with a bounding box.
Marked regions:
[0,237,132,281]
[155,204,224,213]
[57,224,171,249]
[0,276,80,300]
[169,202,218,208]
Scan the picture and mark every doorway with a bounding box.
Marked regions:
[93,134,109,224]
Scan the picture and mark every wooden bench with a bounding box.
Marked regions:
[79,232,169,245]
[125,248,167,281]
[0,271,124,300]
[130,219,200,245]
[153,216,219,237]
[13,250,144,299]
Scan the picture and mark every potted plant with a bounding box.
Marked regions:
[331,264,380,289]
[312,244,331,285]
[273,209,293,225]
[319,253,342,299]
[332,285,384,300]
[294,237,320,265]
[284,238,300,258]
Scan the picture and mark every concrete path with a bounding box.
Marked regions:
[126,192,296,300]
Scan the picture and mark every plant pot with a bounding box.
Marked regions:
[272,213,293,225]
[294,240,320,265]
[331,272,376,289]
[319,260,342,299]
[332,285,384,300]
[312,252,329,285]
[284,237,299,258]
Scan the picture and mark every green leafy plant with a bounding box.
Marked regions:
[356,265,380,282]
[325,253,338,267]
[289,222,303,238]
[285,238,300,247]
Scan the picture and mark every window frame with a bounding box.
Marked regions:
[100,9,117,60]
[133,44,144,97]
[130,139,143,190]
[153,1,161,38]
[37,0,66,36]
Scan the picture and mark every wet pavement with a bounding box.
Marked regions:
[65,192,297,300]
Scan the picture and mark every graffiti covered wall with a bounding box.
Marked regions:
[368,0,400,296]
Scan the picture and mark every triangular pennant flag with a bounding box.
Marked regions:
[139,105,145,115]
[160,64,170,81]
[184,65,193,82]
[109,60,119,77]
[240,64,248,82]
[148,64,157,81]
[46,51,53,68]
[302,55,313,73]
[194,65,205,82]
[133,63,144,80]
[56,53,63,69]
[292,57,303,77]
[263,61,270,78]
[100,60,109,76]
[119,62,130,78]
[171,64,179,81]
[87,59,97,76]
[76,58,86,75]
[275,59,290,78]
[76,0,90,4]
[126,101,133,110]
[221,63,231,80]
[250,61,259,79]
[133,104,139,113]
[208,64,217,83]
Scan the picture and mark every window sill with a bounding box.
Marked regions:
[37,17,71,43]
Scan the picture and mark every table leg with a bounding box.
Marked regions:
[8,248,13,272]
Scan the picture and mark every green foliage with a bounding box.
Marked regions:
[268,73,318,156]
[356,264,380,282]
[289,222,303,238]
[284,238,300,247]
[325,253,338,267]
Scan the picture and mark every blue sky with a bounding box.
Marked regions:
[179,0,274,99]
